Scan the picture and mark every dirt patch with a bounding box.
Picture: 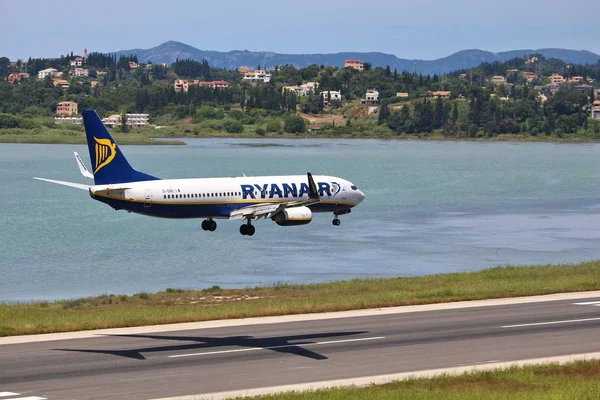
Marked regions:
[299,113,346,127]
[533,362,600,379]
[404,375,539,393]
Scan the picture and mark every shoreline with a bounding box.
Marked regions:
[2,132,600,145]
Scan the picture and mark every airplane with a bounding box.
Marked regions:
[35,109,365,236]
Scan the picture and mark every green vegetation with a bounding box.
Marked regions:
[0,114,184,145]
[1,52,599,143]
[1,260,600,337]
[239,360,600,400]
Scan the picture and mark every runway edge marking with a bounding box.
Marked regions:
[2,290,600,346]
[149,352,600,400]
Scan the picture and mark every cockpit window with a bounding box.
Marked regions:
[351,185,358,190]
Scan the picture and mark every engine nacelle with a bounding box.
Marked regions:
[273,206,313,226]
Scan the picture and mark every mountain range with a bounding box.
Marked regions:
[113,41,600,76]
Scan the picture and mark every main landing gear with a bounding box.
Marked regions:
[239,220,256,236]
[332,209,351,226]
[201,219,217,232]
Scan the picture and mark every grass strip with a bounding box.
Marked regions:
[238,360,600,400]
[1,261,600,337]
[0,132,185,145]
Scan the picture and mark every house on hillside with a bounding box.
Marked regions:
[56,101,78,116]
[38,68,59,79]
[52,79,70,89]
[237,66,251,74]
[396,92,409,98]
[69,57,84,67]
[194,80,229,90]
[430,91,451,99]
[321,91,342,105]
[360,89,379,105]
[344,59,364,71]
[70,68,89,77]
[243,70,271,84]
[6,72,29,83]
[282,82,319,96]
[490,75,506,85]
[569,76,585,84]
[129,61,139,69]
[174,79,189,93]
[592,100,600,120]
[549,74,566,84]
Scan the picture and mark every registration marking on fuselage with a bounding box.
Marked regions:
[168,336,386,358]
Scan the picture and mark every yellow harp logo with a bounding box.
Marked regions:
[93,137,117,174]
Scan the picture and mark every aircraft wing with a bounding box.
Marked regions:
[229,198,319,220]
[230,172,320,221]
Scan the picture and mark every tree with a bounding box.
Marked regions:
[434,97,445,129]
[283,115,306,134]
[378,101,390,125]
[120,114,128,133]
[0,57,10,79]
[223,119,244,133]
[451,102,459,124]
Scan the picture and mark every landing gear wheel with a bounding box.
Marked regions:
[240,221,256,236]
[201,220,209,231]
[332,218,341,226]
[208,220,217,231]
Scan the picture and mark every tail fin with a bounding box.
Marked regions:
[82,110,159,185]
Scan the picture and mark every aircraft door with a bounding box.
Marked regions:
[341,185,347,200]
[144,189,152,208]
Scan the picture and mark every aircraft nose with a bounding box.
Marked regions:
[357,189,365,204]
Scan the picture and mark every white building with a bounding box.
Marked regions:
[361,89,379,105]
[282,82,319,96]
[592,100,600,120]
[101,114,150,128]
[38,68,59,80]
[71,68,89,77]
[102,114,122,128]
[321,90,342,105]
[69,57,84,67]
[54,117,83,125]
[243,69,271,84]
[126,113,149,127]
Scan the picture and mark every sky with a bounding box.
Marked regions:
[2,0,600,61]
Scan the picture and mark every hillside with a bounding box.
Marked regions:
[113,41,600,75]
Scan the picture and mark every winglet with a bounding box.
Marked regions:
[74,152,94,179]
[307,172,320,201]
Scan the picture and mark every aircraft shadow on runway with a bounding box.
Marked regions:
[54,331,368,361]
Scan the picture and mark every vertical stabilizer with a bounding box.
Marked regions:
[82,110,159,185]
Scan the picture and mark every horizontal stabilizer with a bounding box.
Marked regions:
[34,177,90,191]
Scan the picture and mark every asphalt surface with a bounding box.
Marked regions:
[2,295,600,399]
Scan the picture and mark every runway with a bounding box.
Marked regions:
[2,292,600,400]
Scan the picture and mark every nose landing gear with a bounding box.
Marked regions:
[201,219,217,232]
[240,220,256,236]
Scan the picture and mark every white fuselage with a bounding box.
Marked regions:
[90,174,365,219]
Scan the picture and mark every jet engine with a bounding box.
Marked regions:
[273,206,312,226]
